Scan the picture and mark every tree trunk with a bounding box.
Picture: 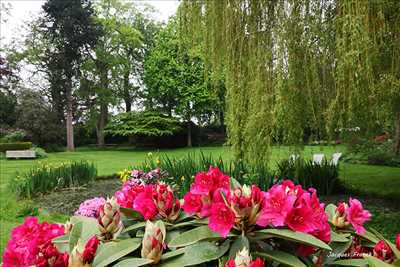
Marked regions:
[395,111,400,155]
[123,72,132,112]
[66,80,75,151]
[187,120,192,147]
[125,100,132,112]
[96,103,108,147]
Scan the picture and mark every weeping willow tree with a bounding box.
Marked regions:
[180,0,400,166]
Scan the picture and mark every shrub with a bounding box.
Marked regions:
[344,139,400,167]
[10,161,97,198]
[0,130,27,142]
[0,142,32,152]
[276,158,340,195]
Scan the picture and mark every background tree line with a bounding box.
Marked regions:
[0,0,225,150]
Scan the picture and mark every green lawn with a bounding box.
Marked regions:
[0,145,399,256]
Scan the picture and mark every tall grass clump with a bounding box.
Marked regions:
[132,152,275,197]
[276,158,340,195]
[11,161,97,198]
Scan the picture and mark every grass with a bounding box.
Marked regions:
[0,145,399,256]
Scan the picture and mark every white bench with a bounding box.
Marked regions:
[312,154,325,165]
[330,152,342,166]
[6,150,36,159]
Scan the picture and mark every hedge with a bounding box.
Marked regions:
[0,142,33,152]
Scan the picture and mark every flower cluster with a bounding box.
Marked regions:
[119,168,165,184]
[332,198,371,234]
[2,217,67,267]
[183,167,331,248]
[74,197,106,218]
[115,179,181,221]
[225,248,264,267]
[182,166,230,218]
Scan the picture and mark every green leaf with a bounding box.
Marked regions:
[228,236,249,259]
[324,239,352,265]
[255,251,306,267]
[168,225,222,247]
[161,248,186,261]
[92,238,142,267]
[333,259,368,266]
[120,207,142,220]
[113,258,153,267]
[69,221,82,252]
[122,222,146,234]
[184,240,230,266]
[256,229,332,250]
[70,216,100,243]
[359,230,380,244]
[331,231,351,243]
[364,255,394,267]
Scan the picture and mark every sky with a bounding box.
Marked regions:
[0,0,180,46]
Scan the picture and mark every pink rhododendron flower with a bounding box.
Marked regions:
[182,192,203,214]
[256,183,296,227]
[285,193,315,233]
[75,197,106,218]
[346,198,371,235]
[225,259,236,267]
[134,187,158,220]
[115,180,144,209]
[373,240,394,263]
[190,166,230,195]
[396,233,400,250]
[2,217,66,267]
[209,202,235,237]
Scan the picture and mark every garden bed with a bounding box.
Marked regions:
[34,178,122,215]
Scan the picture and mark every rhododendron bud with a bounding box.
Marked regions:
[209,202,235,237]
[141,221,165,264]
[373,240,394,263]
[82,236,99,264]
[346,198,371,235]
[154,183,181,221]
[332,202,349,228]
[396,234,400,250]
[234,248,252,267]
[98,197,122,240]
[224,248,265,267]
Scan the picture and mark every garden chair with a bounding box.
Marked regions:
[330,152,342,166]
[312,154,325,165]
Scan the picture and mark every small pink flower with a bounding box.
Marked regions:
[373,240,394,263]
[396,233,400,251]
[346,198,371,235]
[256,184,296,227]
[75,197,106,218]
[209,202,235,237]
[182,192,203,214]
